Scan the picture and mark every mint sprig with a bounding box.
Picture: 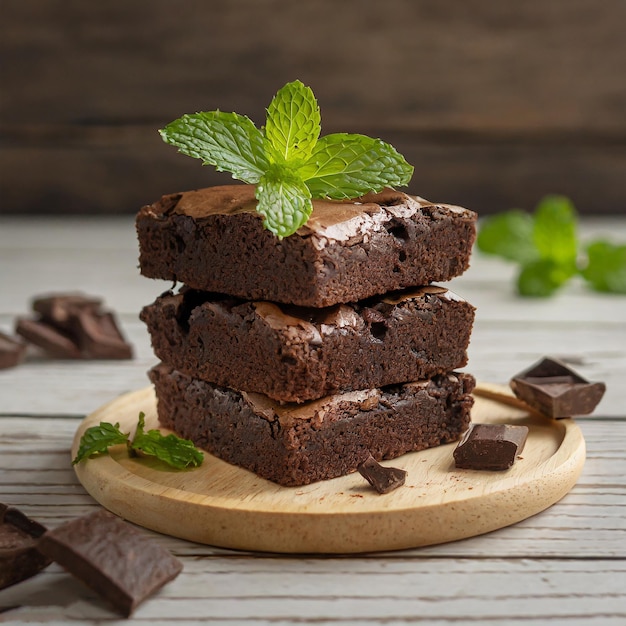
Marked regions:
[131,412,204,469]
[477,195,626,296]
[72,413,203,469]
[160,80,414,237]
[72,422,129,465]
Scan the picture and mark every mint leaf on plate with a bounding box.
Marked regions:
[517,258,574,297]
[160,80,414,237]
[72,422,129,465]
[130,412,204,469]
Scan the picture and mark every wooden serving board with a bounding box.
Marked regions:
[72,384,585,554]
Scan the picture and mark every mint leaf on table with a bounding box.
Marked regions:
[160,80,414,237]
[130,412,204,469]
[581,241,626,294]
[72,414,203,469]
[477,195,626,297]
[72,422,129,465]
[476,209,537,264]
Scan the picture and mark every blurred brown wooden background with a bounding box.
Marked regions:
[1,0,625,216]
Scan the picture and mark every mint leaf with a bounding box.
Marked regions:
[517,258,574,297]
[160,80,414,237]
[72,422,129,465]
[581,241,626,294]
[533,195,578,270]
[131,412,204,469]
[265,80,320,164]
[299,133,414,199]
[160,111,269,184]
[256,165,313,238]
[476,210,537,264]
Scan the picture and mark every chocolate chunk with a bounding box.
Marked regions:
[510,357,606,418]
[0,331,26,369]
[453,423,529,471]
[15,293,133,360]
[15,317,82,358]
[72,311,133,359]
[32,293,102,331]
[0,504,51,590]
[37,509,183,616]
[357,454,407,494]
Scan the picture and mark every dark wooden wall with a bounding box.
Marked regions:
[1,0,625,216]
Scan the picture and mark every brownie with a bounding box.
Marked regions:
[141,285,475,403]
[149,363,475,487]
[136,185,477,307]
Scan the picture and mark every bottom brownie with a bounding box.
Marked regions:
[149,364,475,487]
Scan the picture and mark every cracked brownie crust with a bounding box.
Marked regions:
[141,285,475,403]
[149,364,475,487]
[136,185,477,307]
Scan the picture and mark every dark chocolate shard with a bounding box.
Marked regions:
[0,331,26,369]
[510,357,606,418]
[37,509,183,617]
[72,311,133,359]
[358,454,407,494]
[15,293,133,360]
[453,423,529,471]
[0,504,51,590]
[32,293,102,332]
[15,317,82,359]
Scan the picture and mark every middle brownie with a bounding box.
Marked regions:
[141,285,475,403]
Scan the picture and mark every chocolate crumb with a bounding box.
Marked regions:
[358,454,407,494]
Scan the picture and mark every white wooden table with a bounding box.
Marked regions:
[1,216,625,625]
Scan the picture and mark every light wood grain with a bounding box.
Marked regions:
[68,386,585,553]
[0,217,625,624]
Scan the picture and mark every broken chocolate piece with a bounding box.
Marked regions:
[15,317,82,359]
[37,509,183,616]
[32,293,102,332]
[72,311,133,359]
[0,331,26,369]
[357,454,407,494]
[453,423,529,471]
[510,357,606,418]
[0,504,51,590]
[15,293,133,360]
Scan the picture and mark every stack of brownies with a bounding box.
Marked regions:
[136,184,477,486]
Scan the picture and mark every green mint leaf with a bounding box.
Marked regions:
[160,111,269,184]
[299,133,414,199]
[72,422,129,465]
[256,165,313,238]
[533,195,578,268]
[264,80,320,164]
[517,258,573,297]
[476,210,538,264]
[131,412,203,469]
[581,240,626,294]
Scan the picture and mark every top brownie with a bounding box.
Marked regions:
[136,185,477,307]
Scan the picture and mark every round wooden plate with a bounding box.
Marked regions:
[72,384,585,554]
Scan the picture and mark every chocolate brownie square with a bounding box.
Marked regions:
[141,285,475,403]
[136,185,476,307]
[149,363,475,487]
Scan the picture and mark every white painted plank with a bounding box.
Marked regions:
[1,417,624,559]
